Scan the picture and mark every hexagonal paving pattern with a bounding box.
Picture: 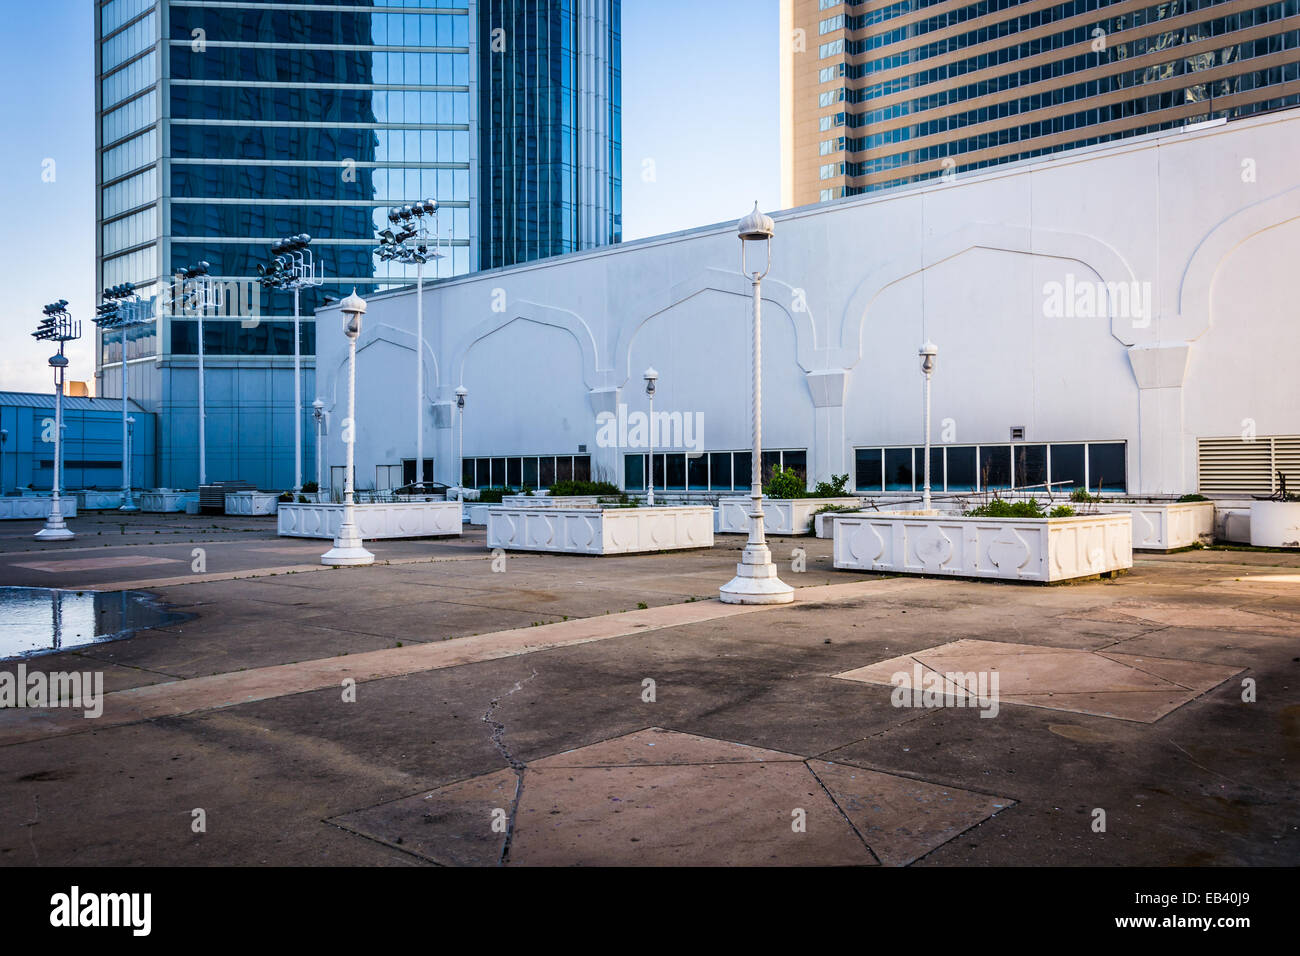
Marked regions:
[330,728,1014,866]
[834,639,1244,723]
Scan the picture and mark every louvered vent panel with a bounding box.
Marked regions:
[1197,437,1275,494]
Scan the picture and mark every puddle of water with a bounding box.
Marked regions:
[0,588,190,660]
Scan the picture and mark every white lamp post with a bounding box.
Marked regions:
[322,291,374,566]
[720,203,794,605]
[455,385,467,496]
[32,301,79,541]
[919,341,938,512]
[643,367,658,505]
[126,415,135,499]
[312,398,325,495]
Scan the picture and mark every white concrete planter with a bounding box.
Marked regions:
[0,497,78,520]
[224,491,281,516]
[500,495,603,509]
[715,497,861,536]
[277,501,462,540]
[1249,501,1300,548]
[139,491,198,513]
[1216,508,1252,544]
[1084,500,1215,551]
[832,512,1133,583]
[487,505,714,555]
[466,503,499,526]
[76,490,124,510]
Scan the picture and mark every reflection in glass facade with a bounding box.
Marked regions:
[791,0,1300,205]
[478,0,622,268]
[854,442,1128,494]
[95,0,622,488]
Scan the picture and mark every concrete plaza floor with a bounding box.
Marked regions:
[0,511,1297,866]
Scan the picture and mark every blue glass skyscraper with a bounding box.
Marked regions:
[94,0,622,489]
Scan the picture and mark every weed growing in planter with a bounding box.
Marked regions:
[965,497,1077,518]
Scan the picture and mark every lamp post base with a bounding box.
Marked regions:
[321,522,373,566]
[321,542,374,566]
[719,543,794,605]
[34,524,75,541]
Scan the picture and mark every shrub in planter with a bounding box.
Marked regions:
[548,479,621,497]
[813,503,858,516]
[278,491,294,503]
[1178,493,1209,502]
[477,486,517,504]
[302,481,319,494]
[811,473,851,498]
[1070,488,1098,503]
[763,467,807,500]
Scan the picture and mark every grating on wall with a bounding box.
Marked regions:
[1198,435,1300,494]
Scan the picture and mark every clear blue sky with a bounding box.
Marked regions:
[0,0,780,394]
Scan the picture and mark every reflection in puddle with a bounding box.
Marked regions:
[0,588,189,660]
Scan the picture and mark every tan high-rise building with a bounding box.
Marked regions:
[781,0,1300,208]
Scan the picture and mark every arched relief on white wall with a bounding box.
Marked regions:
[323,324,440,416]
[1174,184,1300,343]
[613,267,823,386]
[838,222,1140,362]
[451,302,602,392]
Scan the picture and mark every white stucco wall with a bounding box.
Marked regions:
[316,109,1300,496]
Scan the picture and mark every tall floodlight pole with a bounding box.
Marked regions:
[375,200,443,489]
[0,428,7,496]
[32,301,80,541]
[919,342,938,511]
[260,235,324,492]
[455,385,467,496]
[322,291,374,566]
[720,203,794,605]
[644,367,658,506]
[96,283,153,511]
[176,262,223,487]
